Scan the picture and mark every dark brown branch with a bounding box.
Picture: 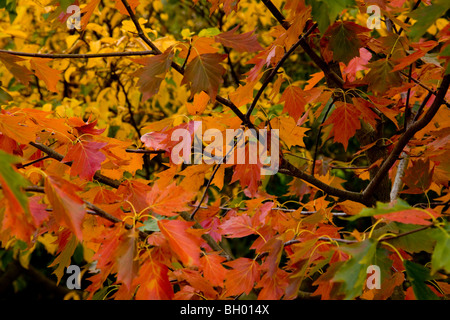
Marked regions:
[125,148,166,154]
[0,49,156,59]
[362,74,450,203]
[279,160,367,205]
[399,71,450,108]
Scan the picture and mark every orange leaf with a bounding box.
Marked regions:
[44,175,85,240]
[81,0,101,29]
[224,258,260,296]
[115,0,139,15]
[146,182,196,216]
[134,258,174,300]
[200,253,228,287]
[186,91,210,115]
[30,58,62,92]
[0,112,37,145]
[158,219,202,266]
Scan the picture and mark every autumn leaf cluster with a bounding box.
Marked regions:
[0,0,449,300]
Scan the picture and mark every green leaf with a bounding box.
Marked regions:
[307,0,356,33]
[198,27,221,37]
[408,0,450,42]
[404,260,439,300]
[0,150,29,214]
[430,224,450,274]
[345,199,411,221]
[139,218,160,232]
[363,59,403,94]
[332,238,378,299]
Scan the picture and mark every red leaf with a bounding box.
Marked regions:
[280,85,308,121]
[158,219,203,266]
[117,180,152,213]
[375,208,439,226]
[68,117,106,136]
[44,175,85,240]
[324,101,362,150]
[62,139,107,181]
[401,158,434,194]
[215,26,263,53]
[219,214,256,238]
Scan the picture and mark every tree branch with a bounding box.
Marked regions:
[279,160,367,205]
[0,49,156,59]
[363,74,450,203]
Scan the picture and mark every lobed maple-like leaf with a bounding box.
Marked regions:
[0,112,37,145]
[224,257,260,297]
[219,214,256,238]
[30,58,62,92]
[215,26,263,53]
[44,175,86,240]
[158,219,203,266]
[200,253,228,287]
[0,52,33,85]
[62,139,107,181]
[279,85,308,121]
[134,48,174,101]
[181,53,227,102]
[146,182,196,216]
[363,59,403,94]
[0,150,34,241]
[321,21,370,64]
[401,158,434,194]
[323,101,362,150]
[134,258,174,300]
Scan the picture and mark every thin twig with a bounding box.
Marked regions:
[311,97,337,175]
[245,22,318,120]
[0,49,156,59]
